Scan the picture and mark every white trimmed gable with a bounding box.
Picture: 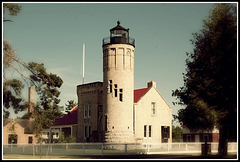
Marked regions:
[134,82,172,143]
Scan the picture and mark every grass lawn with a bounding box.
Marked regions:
[3,154,91,159]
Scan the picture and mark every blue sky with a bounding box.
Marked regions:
[3,2,221,119]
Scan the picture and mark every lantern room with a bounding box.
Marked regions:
[102,21,135,47]
[110,21,129,44]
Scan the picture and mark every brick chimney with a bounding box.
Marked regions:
[28,86,34,120]
[147,80,156,88]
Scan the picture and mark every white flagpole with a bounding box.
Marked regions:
[82,43,85,84]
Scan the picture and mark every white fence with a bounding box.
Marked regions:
[3,142,237,156]
[142,142,237,154]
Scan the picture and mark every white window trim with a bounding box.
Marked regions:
[88,105,91,118]
[84,105,87,118]
[144,125,153,139]
[84,105,91,118]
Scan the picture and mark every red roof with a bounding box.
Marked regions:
[134,87,150,103]
[53,105,78,125]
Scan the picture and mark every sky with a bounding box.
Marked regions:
[2,2,225,120]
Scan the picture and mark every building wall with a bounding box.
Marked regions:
[103,44,135,143]
[77,82,103,142]
[182,127,219,134]
[134,86,172,143]
[72,124,78,139]
[182,127,219,142]
[76,81,173,144]
[212,133,219,142]
[3,122,37,144]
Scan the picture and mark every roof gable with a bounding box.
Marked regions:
[134,87,150,103]
[53,105,78,126]
[15,119,35,134]
[3,119,12,126]
[134,86,171,108]
[4,119,35,134]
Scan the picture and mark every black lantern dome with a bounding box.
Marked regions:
[110,21,129,44]
[102,21,135,47]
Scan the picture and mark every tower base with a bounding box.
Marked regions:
[104,130,135,143]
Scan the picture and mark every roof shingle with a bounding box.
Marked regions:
[134,87,150,103]
[53,105,78,125]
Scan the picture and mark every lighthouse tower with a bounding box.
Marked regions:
[102,21,135,143]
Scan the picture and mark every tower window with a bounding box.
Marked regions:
[115,89,118,97]
[105,115,108,131]
[109,80,112,93]
[119,93,123,101]
[119,89,123,102]
[114,84,118,97]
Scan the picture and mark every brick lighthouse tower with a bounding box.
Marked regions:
[102,21,135,143]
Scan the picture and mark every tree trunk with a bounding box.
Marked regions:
[218,127,228,156]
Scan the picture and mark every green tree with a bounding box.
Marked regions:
[65,100,77,112]
[3,3,28,118]
[172,4,237,156]
[27,62,63,131]
[172,125,183,142]
[3,79,29,118]
[3,39,32,118]
[27,62,63,110]
[8,121,18,144]
[56,132,76,143]
[3,3,21,22]
[26,62,64,157]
